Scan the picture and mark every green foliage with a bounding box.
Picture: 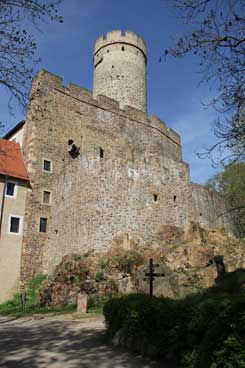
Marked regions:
[211,336,245,368]
[206,163,245,237]
[98,258,110,271]
[99,248,144,275]
[53,254,91,284]
[26,274,47,305]
[103,270,245,367]
[0,292,22,312]
[0,274,50,317]
[87,294,110,314]
[112,249,143,274]
[95,272,106,282]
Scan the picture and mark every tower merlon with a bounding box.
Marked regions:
[96,94,120,111]
[67,83,93,104]
[123,105,147,123]
[93,30,147,61]
[148,115,181,145]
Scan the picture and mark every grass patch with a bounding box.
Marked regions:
[0,275,78,318]
[0,274,106,318]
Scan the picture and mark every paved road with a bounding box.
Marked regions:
[0,314,174,368]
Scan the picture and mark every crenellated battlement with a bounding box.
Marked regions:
[148,116,181,145]
[31,69,181,146]
[94,30,147,59]
[32,69,63,90]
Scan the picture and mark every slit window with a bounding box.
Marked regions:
[43,159,52,172]
[39,218,47,233]
[122,46,125,51]
[43,191,51,204]
[94,57,103,68]
[154,194,158,202]
[174,195,176,202]
[100,147,104,158]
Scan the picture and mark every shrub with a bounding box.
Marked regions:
[0,274,47,316]
[95,272,106,282]
[0,292,22,312]
[111,249,143,274]
[103,271,245,367]
[98,248,144,275]
[26,274,47,305]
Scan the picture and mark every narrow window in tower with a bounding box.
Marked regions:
[174,195,177,202]
[39,217,47,233]
[154,194,158,202]
[200,213,203,217]
[100,147,104,158]
[94,58,103,69]
[43,191,51,204]
[122,46,125,51]
[112,65,114,69]
[107,49,109,53]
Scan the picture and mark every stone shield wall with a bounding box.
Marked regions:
[20,70,232,282]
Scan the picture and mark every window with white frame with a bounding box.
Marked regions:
[5,181,18,198]
[43,159,52,172]
[8,215,23,235]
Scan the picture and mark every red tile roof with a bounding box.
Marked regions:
[0,139,29,181]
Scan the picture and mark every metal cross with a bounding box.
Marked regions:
[144,258,165,297]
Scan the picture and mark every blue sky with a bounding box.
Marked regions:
[0,0,222,183]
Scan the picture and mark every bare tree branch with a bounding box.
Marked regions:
[164,0,245,165]
[0,0,63,114]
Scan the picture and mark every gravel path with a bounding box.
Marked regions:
[0,314,174,368]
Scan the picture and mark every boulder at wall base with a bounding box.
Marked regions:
[117,276,134,294]
[135,262,177,298]
[39,278,118,307]
[163,244,214,270]
[184,221,207,244]
[155,225,184,243]
[39,282,79,306]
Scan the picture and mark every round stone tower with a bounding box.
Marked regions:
[93,30,147,112]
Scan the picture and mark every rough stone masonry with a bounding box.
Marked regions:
[19,30,232,283]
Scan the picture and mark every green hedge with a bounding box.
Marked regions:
[103,273,245,367]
